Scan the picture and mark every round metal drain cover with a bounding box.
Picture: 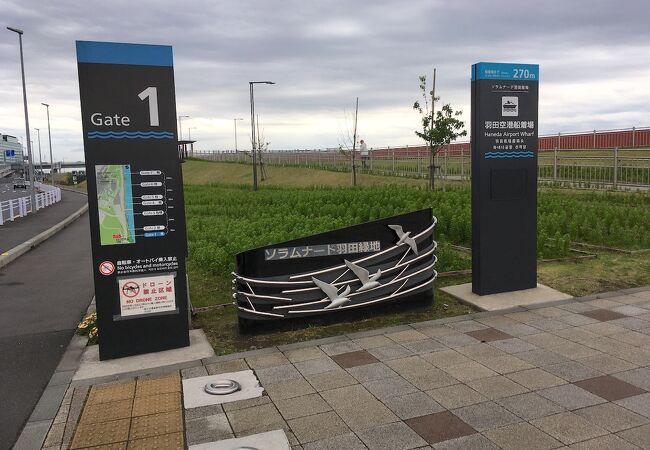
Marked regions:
[204,379,241,395]
[232,447,259,450]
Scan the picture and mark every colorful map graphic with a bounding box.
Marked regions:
[95,164,136,245]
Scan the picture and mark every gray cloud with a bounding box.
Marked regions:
[1,0,649,160]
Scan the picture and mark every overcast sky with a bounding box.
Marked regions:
[1,0,649,161]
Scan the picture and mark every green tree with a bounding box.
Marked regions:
[413,75,467,189]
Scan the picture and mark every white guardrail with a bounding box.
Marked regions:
[0,183,62,226]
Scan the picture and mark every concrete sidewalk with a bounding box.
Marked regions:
[0,188,87,253]
[38,286,650,450]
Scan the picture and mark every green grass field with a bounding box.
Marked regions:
[182,160,650,354]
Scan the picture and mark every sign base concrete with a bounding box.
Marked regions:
[72,329,214,382]
[441,283,572,311]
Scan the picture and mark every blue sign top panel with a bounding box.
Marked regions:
[472,62,539,81]
[76,41,173,67]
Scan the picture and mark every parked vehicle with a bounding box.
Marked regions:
[13,178,27,190]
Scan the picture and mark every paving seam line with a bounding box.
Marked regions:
[0,203,88,270]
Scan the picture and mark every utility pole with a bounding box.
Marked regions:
[429,68,436,190]
[233,118,243,152]
[42,103,54,185]
[7,26,37,211]
[352,97,359,187]
[35,128,43,180]
[249,81,275,191]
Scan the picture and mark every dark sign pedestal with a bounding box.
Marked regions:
[471,62,539,295]
[76,41,189,360]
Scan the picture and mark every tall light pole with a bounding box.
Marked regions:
[233,118,243,152]
[188,127,197,141]
[35,127,43,181]
[7,26,36,211]
[42,103,54,185]
[178,115,189,140]
[249,81,275,191]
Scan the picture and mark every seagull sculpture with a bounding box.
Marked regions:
[312,277,352,310]
[388,224,419,255]
[345,260,381,292]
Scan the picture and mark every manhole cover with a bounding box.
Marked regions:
[204,379,241,395]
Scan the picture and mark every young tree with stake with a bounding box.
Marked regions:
[413,72,467,190]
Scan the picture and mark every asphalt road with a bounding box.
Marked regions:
[1,188,88,253]
[0,178,33,202]
[0,213,93,449]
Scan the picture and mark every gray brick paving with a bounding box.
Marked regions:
[185,413,233,445]
[484,422,562,450]
[356,421,428,449]
[452,401,520,431]
[29,286,650,450]
[302,432,366,450]
[347,362,398,383]
[275,393,332,420]
[537,384,607,410]
[383,391,445,419]
[615,393,650,418]
[432,434,500,450]
[531,411,609,445]
[496,392,565,420]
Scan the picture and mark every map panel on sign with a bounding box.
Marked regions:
[96,164,136,245]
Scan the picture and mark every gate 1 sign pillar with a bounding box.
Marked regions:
[471,62,539,295]
[76,41,189,360]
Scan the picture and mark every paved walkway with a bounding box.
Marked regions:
[0,214,93,449]
[0,188,87,253]
[46,287,650,449]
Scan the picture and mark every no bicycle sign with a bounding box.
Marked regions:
[99,260,115,276]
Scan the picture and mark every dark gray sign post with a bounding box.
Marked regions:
[76,41,189,360]
[471,62,539,295]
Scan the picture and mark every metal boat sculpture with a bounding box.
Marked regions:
[233,209,437,321]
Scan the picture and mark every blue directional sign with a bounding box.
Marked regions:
[471,62,539,295]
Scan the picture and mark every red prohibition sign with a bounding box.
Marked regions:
[99,260,115,276]
[122,281,140,298]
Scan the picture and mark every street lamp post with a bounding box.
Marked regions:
[35,127,43,181]
[188,127,197,157]
[249,81,275,191]
[233,118,243,152]
[7,26,36,211]
[178,115,189,140]
[42,103,54,185]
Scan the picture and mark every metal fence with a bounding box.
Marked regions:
[0,183,62,226]
[193,126,650,190]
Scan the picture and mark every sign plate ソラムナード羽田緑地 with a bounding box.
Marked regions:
[471,62,539,295]
[76,41,189,360]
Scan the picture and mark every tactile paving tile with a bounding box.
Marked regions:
[129,410,183,440]
[136,373,181,397]
[128,431,184,450]
[78,443,127,450]
[69,418,130,449]
[87,381,136,405]
[132,392,181,416]
[80,398,133,424]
